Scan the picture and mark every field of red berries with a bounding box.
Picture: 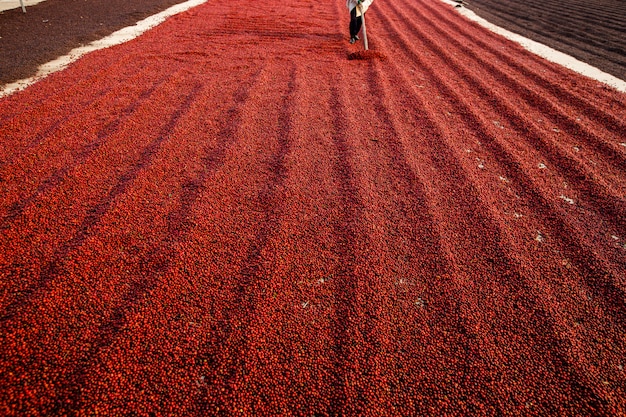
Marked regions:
[1,0,625,415]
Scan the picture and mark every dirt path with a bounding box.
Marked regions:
[1,0,625,415]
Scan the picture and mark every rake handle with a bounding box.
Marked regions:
[358,4,368,50]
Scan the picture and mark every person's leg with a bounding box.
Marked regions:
[349,8,357,38]
[349,7,362,40]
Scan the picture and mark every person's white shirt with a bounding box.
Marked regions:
[346,0,373,14]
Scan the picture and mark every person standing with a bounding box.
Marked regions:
[347,0,374,44]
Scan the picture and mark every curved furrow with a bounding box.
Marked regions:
[0,89,204,415]
[0,62,267,415]
[323,66,506,413]
[381,1,626,246]
[349,10,603,411]
[415,0,626,139]
[372,4,621,278]
[189,65,303,416]
[0,65,141,170]
[183,59,414,415]
[326,65,471,414]
[0,70,175,230]
[369,44,623,415]
[0,57,260,317]
[323,81,396,415]
[400,0,626,192]
[376,0,626,347]
[362,65,539,412]
[143,61,312,414]
[0,72,201,316]
[215,69,365,415]
[403,2,626,236]
[214,62,413,415]
[380,2,624,406]
[377,44,625,413]
[63,65,268,415]
[199,6,377,413]
[0,51,161,125]
[71,63,273,416]
[409,35,626,316]
[275,6,520,412]
[0,71,207,311]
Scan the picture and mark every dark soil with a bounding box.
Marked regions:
[463,0,626,80]
[0,0,188,85]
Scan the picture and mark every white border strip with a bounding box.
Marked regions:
[440,0,626,93]
[0,0,47,13]
[0,0,207,98]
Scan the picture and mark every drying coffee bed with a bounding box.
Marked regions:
[1,0,625,415]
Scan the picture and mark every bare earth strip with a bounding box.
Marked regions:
[462,0,626,81]
[0,0,625,415]
[0,0,197,85]
[0,0,208,97]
